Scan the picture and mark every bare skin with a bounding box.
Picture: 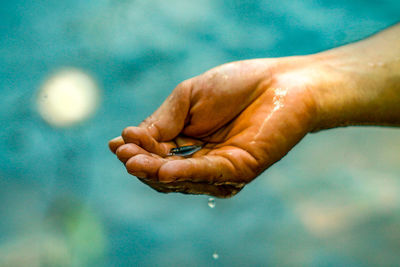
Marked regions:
[109,24,400,198]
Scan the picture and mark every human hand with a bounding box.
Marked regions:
[109,23,400,198]
[109,58,319,197]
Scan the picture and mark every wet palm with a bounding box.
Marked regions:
[109,58,318,197]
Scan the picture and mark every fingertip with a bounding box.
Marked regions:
[121,125,172,156]
[126,154,163,180]
[121,126,144,144]
[109,136,124,154]
[158,160,189,183]
[116,143,147,163]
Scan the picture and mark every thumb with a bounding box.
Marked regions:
[139,79,192,141]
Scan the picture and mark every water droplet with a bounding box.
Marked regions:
[208,197,215,208]
[212,252,219,260]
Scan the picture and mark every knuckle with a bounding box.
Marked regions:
[140,116,153,127]
[176,79,189,91]
[175,78,193,95]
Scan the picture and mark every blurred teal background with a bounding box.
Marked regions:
[1,0,400,266]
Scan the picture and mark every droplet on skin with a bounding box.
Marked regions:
[208,197,215,208]
[212,252,219,260]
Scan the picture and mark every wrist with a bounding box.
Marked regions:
[309,33,400,131]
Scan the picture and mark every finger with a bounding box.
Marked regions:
[139,80,192,141]
[109,136,125,154]
[125,154,164,179]
[157,155,238,184]
[121,126,174,156]
[115,143,152,163]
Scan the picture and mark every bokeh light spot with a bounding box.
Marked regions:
[37,68,100,127]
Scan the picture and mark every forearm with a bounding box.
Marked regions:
[311,23,400,130]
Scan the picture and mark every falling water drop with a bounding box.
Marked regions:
[207,198,218,261]
[212,252,219,260]
[208,197,215,208]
